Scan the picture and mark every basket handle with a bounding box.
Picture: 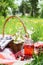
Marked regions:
[3,15,29,37]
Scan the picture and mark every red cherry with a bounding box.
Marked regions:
[21,56,24,61]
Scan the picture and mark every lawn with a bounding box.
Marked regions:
[0,16,43,42]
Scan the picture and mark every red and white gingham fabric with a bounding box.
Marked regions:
[0,35,23,65]
[0,48,23,65]
[0,35,16,65]
[34,41,43,47]
[0,48,16,65]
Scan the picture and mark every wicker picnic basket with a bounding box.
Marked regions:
[2,15,29,53]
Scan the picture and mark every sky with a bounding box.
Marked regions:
[15,0,22,6]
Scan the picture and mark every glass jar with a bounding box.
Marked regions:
[23,38,34,57]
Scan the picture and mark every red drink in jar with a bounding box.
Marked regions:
[24,44,34,56]
[24,38,34,57]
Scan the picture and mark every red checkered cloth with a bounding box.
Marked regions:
[0,48,16,65]
[34,41,43,47]
[0,48,23,65]
[0,35,24,64]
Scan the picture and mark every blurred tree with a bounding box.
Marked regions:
[19,0,31,15]
[41,9,43,18]
[29,0,39,17]
[40,2,43,18]
[12,4,18,15]
[0,0,8,17]
[25,0,31,13]
[0,0,17,17]
[19,0,26,15]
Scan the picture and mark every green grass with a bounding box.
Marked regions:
[21,16,43,42]
[0,16,43,42]
[20,16,43,30]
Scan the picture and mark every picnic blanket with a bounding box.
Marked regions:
[0,48,33,65]
[34,41,43,47]
[0,35,43,65]
[0,35,14,64]
[0,48,24,65]
[0,48,16,65]
[0,35,23,65]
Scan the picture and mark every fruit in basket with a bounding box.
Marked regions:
[10,28,25,53]
[21,56,24,61]
[12,28,25,44]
